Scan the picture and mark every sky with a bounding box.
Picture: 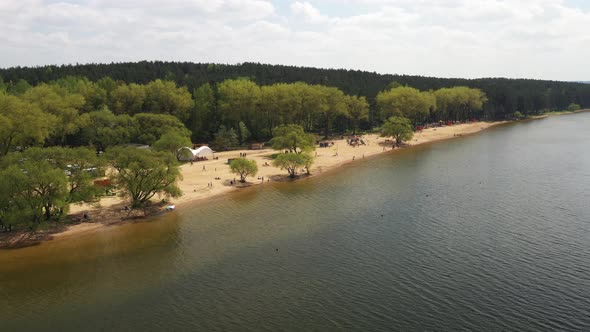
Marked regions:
[1,0,589,80]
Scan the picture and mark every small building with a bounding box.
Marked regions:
[177,146,214,162]
[249,143,265,150]
[93,178,111,187]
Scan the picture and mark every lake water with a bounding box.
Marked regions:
[1,114,590,331]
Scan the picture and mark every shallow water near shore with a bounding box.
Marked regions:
[1,113,590,331]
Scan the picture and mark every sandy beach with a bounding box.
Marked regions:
[73,121,504,209]
[2,120,505,247]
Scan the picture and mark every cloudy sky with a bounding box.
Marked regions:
[1,0,589,80]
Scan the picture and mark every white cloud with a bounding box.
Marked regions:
[0,0,589,80]
[290,1,328,22]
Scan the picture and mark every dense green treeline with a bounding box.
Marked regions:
[1,61,588,121]
[0,76,371,151]
[1,74,490,152]
[0,144,183,232]
[0,78,193,154]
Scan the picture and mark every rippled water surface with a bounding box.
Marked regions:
[1,114,590,331]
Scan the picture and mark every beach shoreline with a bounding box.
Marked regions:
[1,111,585,249]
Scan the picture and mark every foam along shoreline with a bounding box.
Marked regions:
[1,120,509,247]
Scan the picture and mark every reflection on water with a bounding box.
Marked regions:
[1,113,590,331]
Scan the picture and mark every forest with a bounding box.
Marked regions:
[1,61,588,123]
[0,74,491,149]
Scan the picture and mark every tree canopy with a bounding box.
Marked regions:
[229,158,258,183]
[377,86,435,124]
[106,147,182,209]
[270,124,316,153]
[0,146,105,231]
[381,116,414,146]
[273,152,313,178]
[152,131,192,158]
[0,92,56,155]
[3,61,584,124]
[211,125,238,151]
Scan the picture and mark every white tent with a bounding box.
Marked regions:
[177,146,214,161]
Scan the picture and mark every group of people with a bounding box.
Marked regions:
[347,135,366,147]
[239,152,247,157]
[190,156,209,166]
[318,141,335,148]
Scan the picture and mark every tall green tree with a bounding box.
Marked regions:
[217,79,261,137]
[294,82,324,132]
[0,75,7,93]
[0,166,27,231]
[270,124,315,153]
[316,86,349,138]
[106,147,182,209]
[96,77,118,98]
[0,92,56,155]
[59,147,104,204]
[376,86,433,125]
[273,152,312,178]
[152,131,192,158]
[142,80,193,122]
[434,87,487,121]
[211,125,238,151]
[0,158,69,223]
[8,79,31,95]
[133,113,191,145]
[4,147,104,205]
[53,76,108,113]
[347,95,369,134]
[22,84,88,145]
[381,116,414,146]
[109,83,146,116]
[190,82,218,142]
[229,158,258,182]
[238,121,251,144]
[80,108,137,151]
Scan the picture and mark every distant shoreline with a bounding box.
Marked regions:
[1,110,587,249]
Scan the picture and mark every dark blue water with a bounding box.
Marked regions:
[1,114,589,331]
